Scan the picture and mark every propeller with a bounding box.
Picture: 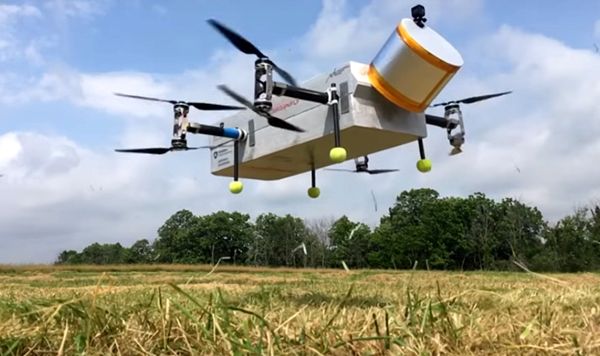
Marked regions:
[325,168,399,175]
[427,91,511,157]
[430,91,512,108]
[207,19,298,87]
[325,156,398,175]
[217,85,304,132]
[114,93,245,111]
[115,146,213,155]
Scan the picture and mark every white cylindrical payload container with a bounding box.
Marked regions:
[368,18,463,112]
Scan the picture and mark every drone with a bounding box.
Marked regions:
[114,4,511,198]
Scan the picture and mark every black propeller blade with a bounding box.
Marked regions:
[365,169,400,174]
[115,146,212,155]
[115,148,173,155]
[430,91,512,108]
[114,93,245,111]
[324,168,356,173]
[217,85,304,132]
[207,19,298,86]
[114,93,176,104]
[324,168,399,175]
[207,19,266,57]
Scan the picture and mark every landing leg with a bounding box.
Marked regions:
[307,165,320,198]
[416,138,432,173]
[328,83,347,163]
[229,139,244,194]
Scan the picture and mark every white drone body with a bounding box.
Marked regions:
[209,61,427,180]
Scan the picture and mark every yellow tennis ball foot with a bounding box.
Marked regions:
[417,159,432,173]
[307,187,320,199]
[229,181,243,194]
[329,147,347,163]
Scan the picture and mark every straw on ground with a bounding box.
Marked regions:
[0,264,599,355]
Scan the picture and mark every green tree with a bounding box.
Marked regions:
[304,217,335,268]
[154,210,198,263]
[369,189,482,270]
[328,216,371,268]
[254,213,311,266]
[55,250,80,264]
[153,210,254,264]
[493,198,545,269]
[302,231,329,268]
[198,211,254,265]
[126,239,154,263]
[534,208,599,272]
[78,243,127,264]
[369,189,437,269]
[463,193,498,270]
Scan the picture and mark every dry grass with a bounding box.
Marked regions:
[0,265,599,355]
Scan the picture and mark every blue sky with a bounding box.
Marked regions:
[1,0,600,263]
[3,0,599,141]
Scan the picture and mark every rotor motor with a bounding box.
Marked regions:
[254,59,274,113]
[171,103,191,149]
[444,103,465,154]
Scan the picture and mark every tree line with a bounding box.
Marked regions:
[55,188,600,272]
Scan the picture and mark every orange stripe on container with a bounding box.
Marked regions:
[368,65,425,112]
[396,24,459,74]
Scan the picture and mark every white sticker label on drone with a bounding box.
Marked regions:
[215,148,232,167]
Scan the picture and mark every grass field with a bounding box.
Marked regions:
[0,265,599,355]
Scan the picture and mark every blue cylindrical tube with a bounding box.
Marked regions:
[222,127,242,139]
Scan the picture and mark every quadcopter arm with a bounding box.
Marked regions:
[425,114,458,130]
[272,82,329,104]
[187,122,247,140]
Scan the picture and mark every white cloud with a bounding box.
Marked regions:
[0,133,22,168]
[0,4,43,62]
[0,44,257,118]
[44,0,110,20]
[0,1,110,66]
[78,72,175,118]
[0,130,183,262]
[1,68,176,119]
[0,4,41,24]
[415,25,600,221]
[301,0,484,66]
[0,128,336,263]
